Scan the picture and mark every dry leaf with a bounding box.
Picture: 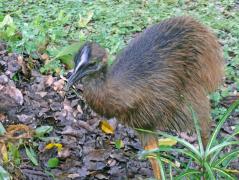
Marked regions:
[77,105,83,114]
[6,124,32,139]
[100,120,114,134]
[78,11,94,28]
[225,169,239,174]
[53,79,65,91]
[158,138,177,146]
[76,120,93,132]
[17,55,29,76]
[55,67,62,75]
[0,113,6,121]
[63,99,73,113]
[0,143,8,162]
[0,85,24,106]
[41,53,49,60]
[58,148,70,158]
[68,174,81,179]
[36,91,48,98]
[45,75,54,87]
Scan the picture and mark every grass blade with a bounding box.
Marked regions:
[210,130,239,164]
[139,147,200,163]
[206,141,239,157]
[175,169,201,180]
[157,157,166,180]
[169,164,173,180]
[204,161,215,180]
[189,106,204,154]
[136,128,201,159]
[0,122,6,135]
[0,165,10,180]
[213,149,239,167]
[213,167,236,180]
[206,99,239,153]
[159,156,180,169]
[25,146,38,166]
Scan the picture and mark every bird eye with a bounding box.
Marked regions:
[89,59,97,65]
[86,60,97,68]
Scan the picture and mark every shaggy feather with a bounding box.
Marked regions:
[76,16,224,146]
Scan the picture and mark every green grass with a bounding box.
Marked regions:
[137,99,239,179]
[1,0,238,110]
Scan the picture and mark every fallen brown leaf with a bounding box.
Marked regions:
[45,75,54,87]
[41,53,49,60]
[17,55,29,76]
[58,148,71,159]
[6,124,32,139]
[0,113,6,121]
[0,142,8,162]
[53,79,65,91]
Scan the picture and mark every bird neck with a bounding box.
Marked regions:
[83,64,113,117]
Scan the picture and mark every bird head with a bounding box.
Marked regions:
[66,42,108,89]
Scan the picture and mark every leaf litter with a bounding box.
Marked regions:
[0,42,153,179]
[0,41,238,179]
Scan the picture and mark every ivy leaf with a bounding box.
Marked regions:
[35,126,53,137]
[115,139,124,149]
[47,157,59,168]
[54,42,83,60]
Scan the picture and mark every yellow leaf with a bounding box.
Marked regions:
[45,143,54,149]
[45,143,63,153]
[225,169,239,174]
[158,138,177,146]
[0,143,8,162]
[100,120,114,134]
[78,11,94,28]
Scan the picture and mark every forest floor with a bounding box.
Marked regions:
[0,41,238,179]
[0,0,239,179]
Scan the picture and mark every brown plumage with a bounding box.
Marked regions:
[67,16,224,179]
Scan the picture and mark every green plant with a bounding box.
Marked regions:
[0,165,10,180]
[7,143,21,166]
[25,146,38,166]
[137,99,239,179]
[47,157,59,168]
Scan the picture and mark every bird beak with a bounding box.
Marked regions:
[65,45,90,90]
[66,71,78,90]
[66,65,85,90]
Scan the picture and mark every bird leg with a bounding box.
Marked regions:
[200,117,211,149]
[201,130,209,149]
[144,137,161,180]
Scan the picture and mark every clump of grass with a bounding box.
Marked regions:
[137,99,239,180]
